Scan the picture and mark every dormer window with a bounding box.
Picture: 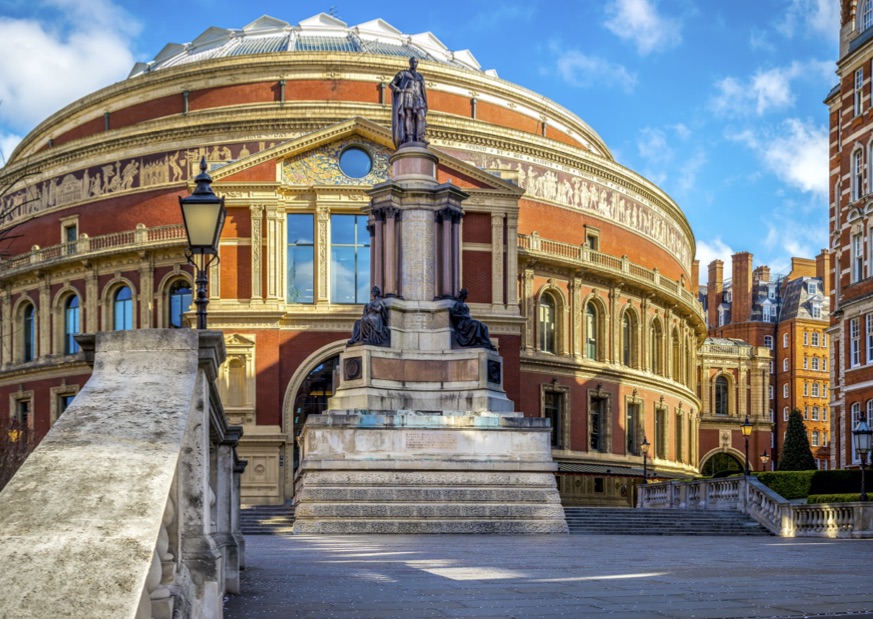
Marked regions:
[811,301,822,319]
[763,304,771,322]
[724,290,732,303]
[808,281,817,295]
[717,307,725,327]
[767,285,776,300]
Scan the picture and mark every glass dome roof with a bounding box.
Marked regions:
[129,13,489,78]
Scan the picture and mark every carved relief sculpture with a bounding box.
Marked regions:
[389,57,428,148]
[450,289,496,350]
[348,286,390,347]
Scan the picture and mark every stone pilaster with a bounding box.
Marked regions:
[570,277,582,358]
[491,212,505,306]
[85,267,98,333]
[506,214,519,307]
[265,205,283,302]
[138,255,154,329]
[738,366,748,418]
[250,204,264,301]
[39,278,50,357]
[0,287,10,366]
[316,203,330,304]
[522,267,535,351]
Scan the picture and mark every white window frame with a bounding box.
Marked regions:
[812,382,820,397]
[853,232,864,281]
[764,335,773,349]
[856,68,865,117]
[783,358,789,372]
[783,333,788,348]
[783,407,789,421]
[812,357,820,371]
[852,317,862,367]
[803,382,809,396]
[783,384,789,398]
[803,356,808,369]
[769,385,774,400]
[803,332,808,346]
[812,406,820,421]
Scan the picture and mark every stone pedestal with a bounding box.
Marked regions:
[294,143,567,534]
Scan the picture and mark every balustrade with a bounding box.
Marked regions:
[637,476,873,539]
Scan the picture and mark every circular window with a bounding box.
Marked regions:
[339,146,372,178]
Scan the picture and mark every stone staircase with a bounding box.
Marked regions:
[240,503,296,535]
[564,507,772,536]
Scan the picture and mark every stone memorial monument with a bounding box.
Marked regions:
[292,59,567,534]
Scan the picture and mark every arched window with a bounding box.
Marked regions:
[113,286,133,331]
[539,293,557,353]
[621,310,637,367]
[714,376,729,416]
[585,302,599,360]
[650,319,663,375]
[863,0,873,32]
[168,280,192,328]
[853,148,864,200]
[671,330,680,381]
[23,303,35,362]
[701,452,742,476]
[64,296,80,355]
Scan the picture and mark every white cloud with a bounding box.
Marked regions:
[604,0,682,55]
[727,118,828,197]
[0,0,139,134]
[0,133,23,167]
[695,238,734,280]
[635,124,703,195]
[780,0,840,38]
[711,60,833,117]
[552,49,637,92]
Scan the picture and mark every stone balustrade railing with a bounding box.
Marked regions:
[0,223,187,279]
[638,476,873,538]
[0,329,245,618]
[517,233,704,318]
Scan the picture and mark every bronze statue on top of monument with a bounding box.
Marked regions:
[390,57,428,148]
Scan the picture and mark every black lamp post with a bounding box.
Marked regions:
[641,436,650,484]
[853,419,871,501]
[741,415,752,476]
[760,450,770,471]
[179,157,226,330]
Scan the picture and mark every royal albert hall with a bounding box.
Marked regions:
[0,14,706,505]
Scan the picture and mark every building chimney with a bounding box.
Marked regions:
[732,252,754,323]
[816,249,831,297]
[707,260,723,329]
[788,257,816,280]
[691,259,700,296]
[754,266,771,283]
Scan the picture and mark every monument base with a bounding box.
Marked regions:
[292,411,568,534]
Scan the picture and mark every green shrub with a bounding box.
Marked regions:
[777,410,816,470]
[807,493,864,504]
[810,470,873,495]
[755,471,815,499]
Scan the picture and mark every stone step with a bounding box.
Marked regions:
[296,486,563,503]
[295,502,565,520]
[297,470,559,488]
[561,508,771,536]
[240,503,296,535]
[292,518,570,534]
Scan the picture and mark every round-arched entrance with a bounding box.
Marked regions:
[290,355,339,469]
[700,452,743,476]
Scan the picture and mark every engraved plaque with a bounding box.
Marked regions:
[404,431,458,450]
[344,356,362,380]
[487,359,501,384]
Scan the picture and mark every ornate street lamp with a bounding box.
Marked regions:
[853,419,871,501]
[641,436,650,484]
[760,450,770,471]
[741,415,753,476]
[179,157,226,330]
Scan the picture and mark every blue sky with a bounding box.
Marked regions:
[0,0,838,281]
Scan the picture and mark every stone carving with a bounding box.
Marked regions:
[282,139,390,185]
[348,286,390,347]
[450,289,496,350]
[446,148,692,270]
[390,57,428,148]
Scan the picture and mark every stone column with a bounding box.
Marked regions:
[316,204,330,304]
[138,255,154,329]
[701,364,710,414]
[452,212,462,298]
[39,278,50,357]
[265,205,284,302]
[0,287,10,366]
[522,267,535,350]
[491,212,505,306]
[250,204,264,301]
[505,215,519,307]
[441,208,453,297]
[569,277,582,358]
[85,267,98,333]
[738,366,748,418]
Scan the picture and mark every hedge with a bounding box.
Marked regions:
[807,493,865,504]
[809,470,873,495]
[755,471,815,499]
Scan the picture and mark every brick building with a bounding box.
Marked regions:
[827,0,873,470]
[0,14,705,505]
[703,252,829,467]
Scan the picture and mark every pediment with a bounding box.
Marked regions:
[225,333,256,347]
[210,116,524,196]
[243,16,291,33]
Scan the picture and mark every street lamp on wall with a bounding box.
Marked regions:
[741,415,752,476]
[760,450,770,471]
[853,419,871,501]
[179,157,226,330]
[641,436,650,484]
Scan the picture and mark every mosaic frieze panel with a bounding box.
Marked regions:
[0,141,281,225]
[443,148,692,271]
[281,140,390,186]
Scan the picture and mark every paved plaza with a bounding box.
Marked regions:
[224,534,873,619]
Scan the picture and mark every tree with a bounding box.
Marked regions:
[778,409,817,471]
[0,414,34,492]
